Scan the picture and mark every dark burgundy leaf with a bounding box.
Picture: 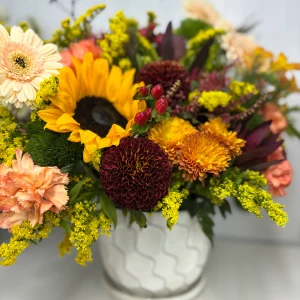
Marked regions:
[190,38,214,71]
[235,140,283,165]
[162,22,174,60]
[246,120,272,147]
[173,35,186,60]
[247,159,284,171]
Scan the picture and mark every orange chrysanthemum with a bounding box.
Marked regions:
[199,117,245,156]
[174,132,231,181]
[148,117,197,161]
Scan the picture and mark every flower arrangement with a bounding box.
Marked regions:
[0,1,299,267]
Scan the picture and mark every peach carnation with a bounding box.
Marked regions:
[261,103,288,134]
[60,39,101,68]
[264,147,293,196]
[0,149,69,229]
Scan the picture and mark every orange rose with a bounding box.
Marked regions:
[61,38,101,68]
[264,147,293,196]
[261,103,288,134]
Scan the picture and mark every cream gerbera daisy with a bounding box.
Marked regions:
[0,25,62,108]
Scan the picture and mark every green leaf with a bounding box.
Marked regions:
[155,112,170,122]
[122,209,128,217]
[219,199,232,219]
[100,195,117,227]
[259,73,280,88]
[60,219,71,233]
[175,18,211,39]
[132,211,147,228]
[69,180,84,201]
[285,106,300,114]
[198,214,214,244]
[60,163,75,173]
[247,114,264,131]
[29,239,38,245]
[286,121,300,139]
[191,80,199,90]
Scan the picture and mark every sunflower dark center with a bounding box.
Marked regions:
[15,57,26,68]
[74,97,128,137]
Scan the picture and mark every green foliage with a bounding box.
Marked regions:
[131,211,147,228]
[100,194,117,227]
[25,120,83,168]
[60,219,71,233]
[218,199,232,218]
[69,181,84,202]
[246,114,265,131]
[175,18,211,39]
[197,201,215,244]
[285,118,300,139]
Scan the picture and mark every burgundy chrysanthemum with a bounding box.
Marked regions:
[137,60,190,108]
[99,137,172,211]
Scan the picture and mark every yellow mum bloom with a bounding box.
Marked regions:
[148,117,197,161]
[199,117,245,156]
[174,132,231,181]
[198,91,232,112]
[38,53,146,162]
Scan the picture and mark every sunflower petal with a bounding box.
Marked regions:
[50,91,76,113]
[72,57,86,99]
[38,108,64,123]
[56,113,80,132]
[106,65,122,102]
[59,67,79,102]
[91,58,109,97]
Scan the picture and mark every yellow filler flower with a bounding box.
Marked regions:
[38,53,146,162]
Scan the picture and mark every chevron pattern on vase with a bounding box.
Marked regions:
[97,211,211,299]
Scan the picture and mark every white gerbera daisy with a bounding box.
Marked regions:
[0,25,62,108]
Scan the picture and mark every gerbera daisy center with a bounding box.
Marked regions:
[15,57,26,68]
[8,51,33,76]
[74,97,128,137]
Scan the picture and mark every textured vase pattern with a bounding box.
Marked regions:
[97,211,211,298]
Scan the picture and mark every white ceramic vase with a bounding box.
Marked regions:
[97,211,211,300]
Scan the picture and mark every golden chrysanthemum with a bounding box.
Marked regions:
[38,52,146,162]
[199,117,245,156]
[174,132,231,181]
[148,117,197,161]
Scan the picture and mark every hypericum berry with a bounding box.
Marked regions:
[143,108,153,121]
[134,112,147,126]
[151,84,164,99]
[155,97,168,114]
[138,86,149,96]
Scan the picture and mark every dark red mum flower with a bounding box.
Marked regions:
[137,60,190,108]
[99,137,172,211]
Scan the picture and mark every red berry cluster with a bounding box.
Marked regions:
[134,84,169,126]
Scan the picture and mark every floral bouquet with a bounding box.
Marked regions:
[0,2,298,268]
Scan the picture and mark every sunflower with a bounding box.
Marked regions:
[148,116,197,161]
[199,117,245,156]
[38,53,146,162]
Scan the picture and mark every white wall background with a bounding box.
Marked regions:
[1,0,300,244]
